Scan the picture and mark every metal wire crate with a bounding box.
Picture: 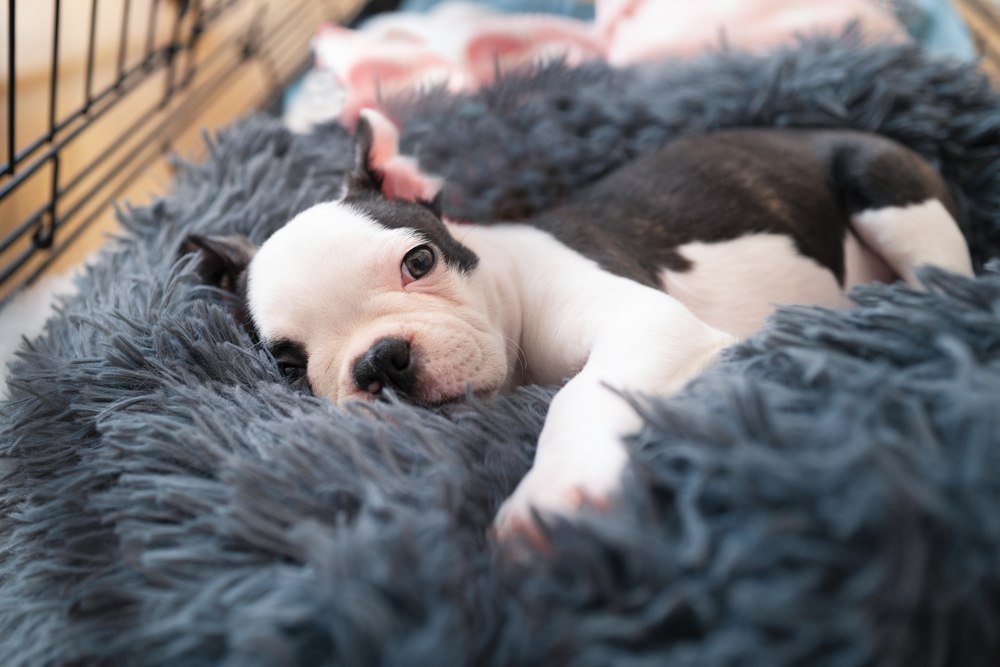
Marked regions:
[0,0,370,302]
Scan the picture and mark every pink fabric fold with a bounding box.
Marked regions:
[291,1,907,131]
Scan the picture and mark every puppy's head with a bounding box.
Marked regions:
[182,111,511,406]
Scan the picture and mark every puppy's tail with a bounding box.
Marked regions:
[813,130,974,283]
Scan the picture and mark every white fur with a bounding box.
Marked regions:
[658,230,903,339]
[851,199,973,286]
[660,234,851,338]
[459,224,734,528]
[843,229,896,289]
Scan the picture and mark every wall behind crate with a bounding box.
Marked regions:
[0,0,366,304]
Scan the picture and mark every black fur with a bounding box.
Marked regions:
[178,234,256,326]
[268,339,311,391]
[525,128,957,287]
[345,196,479,273]
[345,116,478,273]
[818,130,956,215]
[179,234,255,295]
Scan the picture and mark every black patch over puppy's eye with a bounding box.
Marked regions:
[402,244,436,283]
[278,361,306,384]
[270,341,309,389]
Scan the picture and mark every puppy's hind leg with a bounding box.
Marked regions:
[851,200,973,286]
[825,132,974,286]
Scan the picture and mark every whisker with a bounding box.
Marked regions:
[503,334,528,376]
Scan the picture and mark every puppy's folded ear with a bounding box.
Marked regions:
[343,113,383,197]
[418,190,444,218]
[344,108,444,206]
[178,234,256,294]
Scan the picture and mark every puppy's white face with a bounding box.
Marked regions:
[246,200,511,405]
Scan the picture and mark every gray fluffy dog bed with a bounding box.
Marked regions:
[3,32,1000,666]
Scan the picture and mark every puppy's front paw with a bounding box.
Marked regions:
[492,456,626,545]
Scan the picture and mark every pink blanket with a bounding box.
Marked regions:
[285,0,905,132]
[598,0,906,66]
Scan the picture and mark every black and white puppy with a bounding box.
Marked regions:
[183,110,973,535]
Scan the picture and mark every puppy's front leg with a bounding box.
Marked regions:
[493,285,734,537]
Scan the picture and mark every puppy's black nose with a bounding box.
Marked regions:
[353,338,415,397]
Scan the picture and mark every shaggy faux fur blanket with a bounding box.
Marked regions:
[3,33,1000,666]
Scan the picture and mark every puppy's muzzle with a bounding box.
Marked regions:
[353,337,416,398]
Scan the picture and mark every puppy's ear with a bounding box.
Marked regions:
[343,113,383,197]
[179,234,256,294]
[418,190,444,218]
[344,108,444,206]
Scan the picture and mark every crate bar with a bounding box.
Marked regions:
[49,0,61,135]
[163,0,185,103]
[0,201,48,253]
[181,0,203,87]
[0,243,38,288]
[84,0,98,110]
[43,0,63,250]
[0,165,57,252]
[117,0,131,83]
[40,156,60,247]
[6,0,15,175]
[145,0,160,64]
[178,0,240,89]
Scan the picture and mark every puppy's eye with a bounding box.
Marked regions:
[278,361,307,384]
[270,342,309,389]
[402,245,436,285]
